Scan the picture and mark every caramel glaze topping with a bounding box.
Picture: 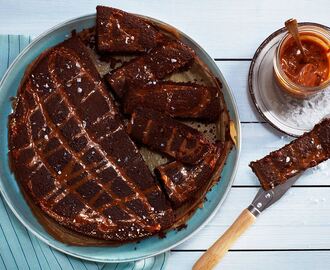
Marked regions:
[8,36,174,242]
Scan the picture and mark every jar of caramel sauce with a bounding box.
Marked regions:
[273,24,330,98]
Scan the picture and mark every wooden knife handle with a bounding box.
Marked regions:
[192,209,256,270]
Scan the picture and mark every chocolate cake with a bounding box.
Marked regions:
[8,5,234,245]
[8,36,174,242]
[127,108,212,165]
[250,118,330,190]
[96,6,166,53]
[123,81,221,122]
[105,40,195,99]
[156,142,225,206]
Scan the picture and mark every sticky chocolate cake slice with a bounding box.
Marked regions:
[127,107,212,165]
[250,118,330,190]
[123,81,221,122]
[8,36,174,242]
[155,142,226,206]
[105,40,195,99]
[96,6,167,53]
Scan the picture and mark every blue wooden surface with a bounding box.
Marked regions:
[0,34,168,270]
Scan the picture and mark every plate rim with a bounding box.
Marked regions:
[0,13,241,263]
[248,22,330,137]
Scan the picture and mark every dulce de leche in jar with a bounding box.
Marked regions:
[273,24,330,98]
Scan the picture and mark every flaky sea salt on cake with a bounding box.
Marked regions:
[8,36,174,242]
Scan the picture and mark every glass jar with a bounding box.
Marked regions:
[273,24,330,99]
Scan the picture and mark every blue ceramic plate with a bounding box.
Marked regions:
[0,14,241,263]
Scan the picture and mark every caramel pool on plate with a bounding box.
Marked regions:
[273,25,330,98]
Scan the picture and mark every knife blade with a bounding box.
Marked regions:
[247,174,301,217]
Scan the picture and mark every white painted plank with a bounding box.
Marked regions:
[175,187,330,250]
[236,123,330,186]
[216,61,262,123]
[1,0,330,58]
[168,251,330,270]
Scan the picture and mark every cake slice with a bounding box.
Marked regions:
[105,40,195,99]
[127,108,212,165]
[155,142,225,206]
[250,118,330,190]
[8,36,174,242]
[96,6,167,53]
[123,81,221,122]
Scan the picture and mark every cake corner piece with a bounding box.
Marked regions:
[96,5,167,53]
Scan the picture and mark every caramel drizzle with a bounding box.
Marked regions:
[133,111,209,162]
[23,93,115,229]
[33,95,158,230]
[13,47,167,235]
[45,48,160,229]
[49,48,164,221]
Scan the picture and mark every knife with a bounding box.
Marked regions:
[192,175,300,270]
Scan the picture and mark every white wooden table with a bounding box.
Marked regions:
[1,0,330,269]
